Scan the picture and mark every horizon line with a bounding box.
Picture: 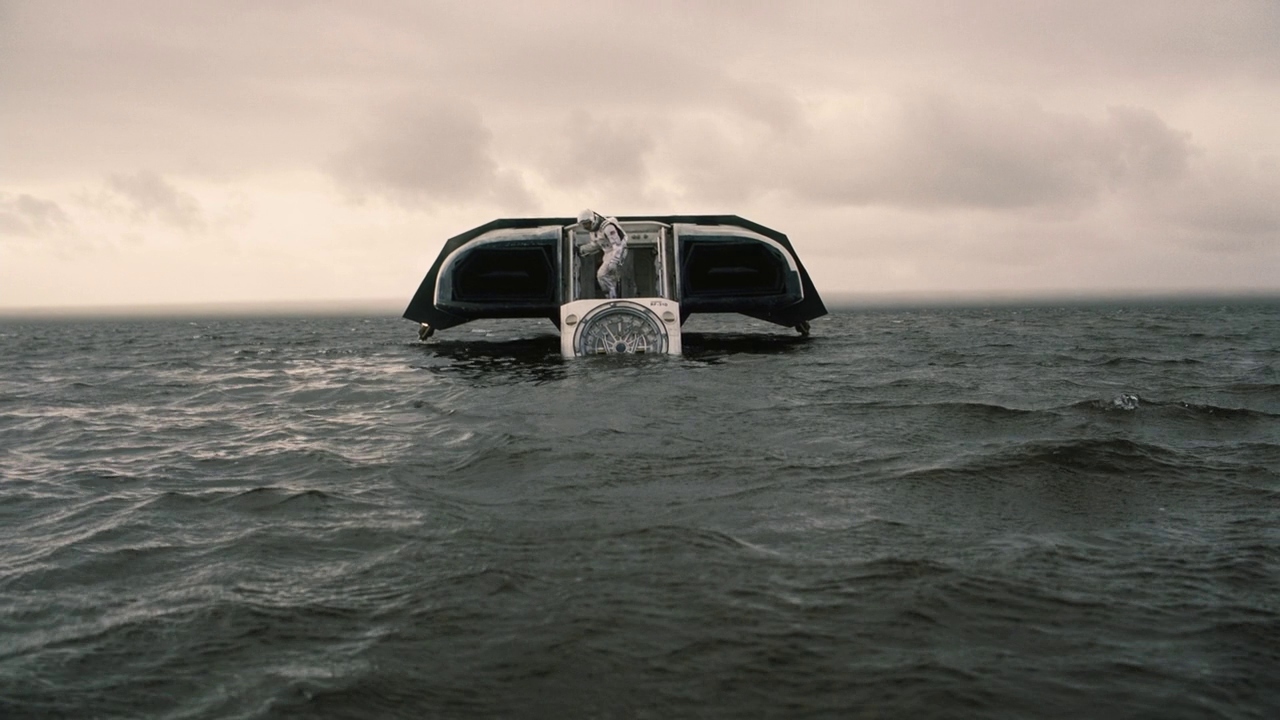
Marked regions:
[2,290,1278,320]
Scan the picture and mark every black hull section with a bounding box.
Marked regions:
[403,215,826,330]
[403,222,563,331]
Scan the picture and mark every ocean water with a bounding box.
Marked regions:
[1,303,1277,719]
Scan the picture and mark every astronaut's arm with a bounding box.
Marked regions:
[578,238,601,255]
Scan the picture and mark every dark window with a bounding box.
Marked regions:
[453,247,556,302]
[682,242,786,297]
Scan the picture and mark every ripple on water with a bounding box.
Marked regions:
[1,308,1278,718]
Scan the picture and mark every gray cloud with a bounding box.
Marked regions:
[1,0,1277,306]
[0,193,74,239]
[541,111,656,195]
[1103,106,1194,184]
[873,99,1195,209]
[841,95,1111,209]
[721,81,806,136]
[106,171,205,229]
[329,102,533,210]
[1157,157,1280,246]
[657,94,1198,213]
[5,2,1272,184]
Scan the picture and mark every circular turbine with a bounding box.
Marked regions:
[574,303,668,355]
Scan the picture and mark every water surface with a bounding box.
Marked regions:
[1,304,1277,718]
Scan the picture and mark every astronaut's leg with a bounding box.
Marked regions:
[597,265,618,298]
[597,252,622,299]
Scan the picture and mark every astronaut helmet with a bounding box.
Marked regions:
[577,209,598,231]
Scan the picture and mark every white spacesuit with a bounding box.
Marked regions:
[576,209,628,299]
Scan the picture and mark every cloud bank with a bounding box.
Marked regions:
[1,0,1277,308]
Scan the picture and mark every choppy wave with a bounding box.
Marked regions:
[1,306,1278,718]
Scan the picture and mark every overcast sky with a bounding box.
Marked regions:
[2,0,1278,312]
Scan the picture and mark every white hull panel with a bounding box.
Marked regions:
[560,298,682,358]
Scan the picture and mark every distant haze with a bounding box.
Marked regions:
[2,1,1277,313]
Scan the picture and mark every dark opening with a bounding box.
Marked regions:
[453,247,556,303]
[682,242,786,297]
